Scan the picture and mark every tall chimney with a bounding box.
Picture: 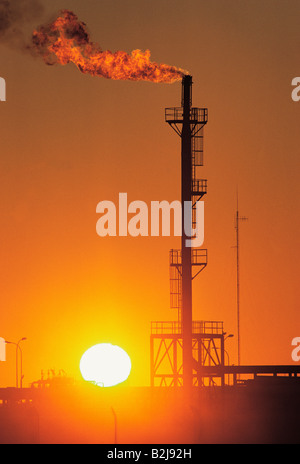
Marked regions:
[163,74,208,389]
[181,75,193,389]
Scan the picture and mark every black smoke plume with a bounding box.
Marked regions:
[0,0,44,49]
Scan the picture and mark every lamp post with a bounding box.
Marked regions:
[5,337,27,388]
[224,333,234,384]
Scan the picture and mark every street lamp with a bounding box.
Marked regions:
[224,334,234,365]
[223,334,234,384]
[5,337,27,388]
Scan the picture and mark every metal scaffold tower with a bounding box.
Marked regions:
[150,76,300,391]
[150,76,225,389]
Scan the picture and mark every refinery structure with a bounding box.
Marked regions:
[1,75,300,444]
[150,75,300,390]
[151,75,224,388]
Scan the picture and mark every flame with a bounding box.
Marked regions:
[31,10,186,83]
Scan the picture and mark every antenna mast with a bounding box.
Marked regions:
[235,195,247,366]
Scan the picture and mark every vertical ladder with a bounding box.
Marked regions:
[170,249,182,322]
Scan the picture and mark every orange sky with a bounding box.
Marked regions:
[0,0,299,388]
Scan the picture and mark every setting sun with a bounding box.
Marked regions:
[79,343,132,387]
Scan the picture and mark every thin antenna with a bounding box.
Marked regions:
[235,191,247,366]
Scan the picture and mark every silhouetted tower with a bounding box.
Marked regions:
[235,195,247,366]
[165,75,208,388]
[151,78,226,388]
[151,78,300,391]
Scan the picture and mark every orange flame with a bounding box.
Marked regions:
[31,10,186,83]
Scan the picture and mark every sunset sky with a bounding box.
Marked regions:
[0,0,299,388]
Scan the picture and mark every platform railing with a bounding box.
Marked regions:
[151,320,223,335]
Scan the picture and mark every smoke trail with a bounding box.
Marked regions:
[0,0,44,50]
[31,9,186,83]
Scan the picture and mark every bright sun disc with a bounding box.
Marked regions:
[79,343,131,387]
